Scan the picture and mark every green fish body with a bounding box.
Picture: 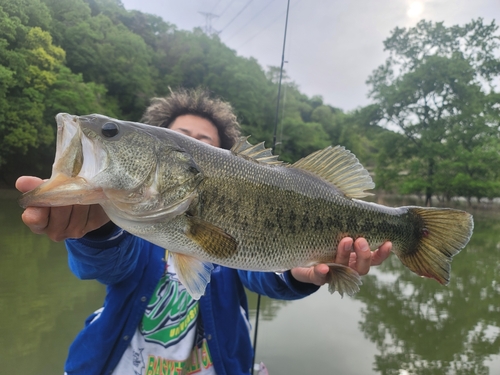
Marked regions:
[20,114,474,299]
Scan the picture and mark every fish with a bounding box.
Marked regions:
[19,113,474,300]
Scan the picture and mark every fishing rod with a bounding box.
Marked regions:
[252,0,291,373]
[271,0,290,155]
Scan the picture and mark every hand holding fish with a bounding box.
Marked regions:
[290,237,392,285]
[16,176,110,241]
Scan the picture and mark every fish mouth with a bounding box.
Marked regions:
[19,113,107,208]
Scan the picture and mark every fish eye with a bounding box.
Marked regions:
[102,122,119,138]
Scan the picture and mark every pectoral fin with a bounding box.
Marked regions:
[171,252,213,300]
[186,216,238,259]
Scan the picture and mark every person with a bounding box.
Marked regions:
[16,87,392,375]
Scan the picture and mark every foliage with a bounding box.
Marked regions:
[0,0,121,183]
[368,18,500,205]
[46,2,155,118]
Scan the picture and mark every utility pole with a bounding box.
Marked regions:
[199,12,219,36]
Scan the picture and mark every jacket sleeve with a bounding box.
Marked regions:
[65,223,143,285]
[237,270,320,300]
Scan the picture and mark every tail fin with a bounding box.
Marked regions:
[397,207,474,285]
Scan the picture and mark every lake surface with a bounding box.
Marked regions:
[1,190,499,375]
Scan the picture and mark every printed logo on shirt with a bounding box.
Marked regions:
[141,271,199,348]
[145,339,214,375]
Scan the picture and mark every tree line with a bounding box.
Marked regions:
[1,0,499,205]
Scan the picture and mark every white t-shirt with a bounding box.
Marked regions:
[113,255,216,375]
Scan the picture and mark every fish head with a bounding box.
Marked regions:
[19,113,203,221]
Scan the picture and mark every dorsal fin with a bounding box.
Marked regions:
[231,136,285,166]
[291,146,375,198]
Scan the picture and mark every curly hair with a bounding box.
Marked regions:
[140,87,241,150]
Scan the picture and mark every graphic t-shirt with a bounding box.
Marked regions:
[113,254,216,375]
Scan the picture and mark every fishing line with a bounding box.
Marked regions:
[252,1,291,374]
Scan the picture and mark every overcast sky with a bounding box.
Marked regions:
[120,0,500,111]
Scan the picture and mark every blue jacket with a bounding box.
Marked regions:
[64,226,319,375]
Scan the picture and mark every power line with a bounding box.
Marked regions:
[236,11,284,48]
[219,0,254,34]
[211,0,224,13]
[224,0,277,43]
[236,0,302,49]
[217,0,237,18]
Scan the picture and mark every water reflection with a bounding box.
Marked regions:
[0,191,105,374]
[355,212,500,375]
[246,290,289,321]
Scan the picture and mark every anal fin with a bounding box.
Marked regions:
[171,252,213,300]
[326,264,362,297]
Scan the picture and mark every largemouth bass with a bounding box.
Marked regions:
[19,113,474,299]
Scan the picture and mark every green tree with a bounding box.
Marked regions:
[45,0,156,119]
[268,79,340,161]
[278,118,331,163]
[151,28,277,140]
[0,3,62,168]
[335,104,391,171]
[311,103,343,145]
[0,0,122,184]
[41,0,92,46]
[368,19,500,205]
[1,0,52,30]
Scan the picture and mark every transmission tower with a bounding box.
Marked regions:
[199,12,219,36]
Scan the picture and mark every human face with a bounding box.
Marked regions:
[169,114,221,148]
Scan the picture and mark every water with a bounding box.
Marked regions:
[1,190,499,375]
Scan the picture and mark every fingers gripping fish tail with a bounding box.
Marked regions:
[327,264,362,297]
[396,207,474,285]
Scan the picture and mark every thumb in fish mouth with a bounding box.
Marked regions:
[18,173,105,208]
[16,176,48,194]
